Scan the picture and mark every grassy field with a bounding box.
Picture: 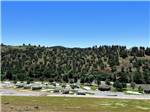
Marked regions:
[1,96,150,112]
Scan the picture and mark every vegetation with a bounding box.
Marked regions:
[2,96,150,112]
[1,44,150,86]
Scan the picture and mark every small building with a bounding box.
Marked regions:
[23,84,31,89]
[15,82,24,88]
[98,85,111,91]
[70,84,79,89]
[53,89,60,93]
[31,84,42,90]
[76,90,87,95]
[62,89,70,94]
[43,84,55,89]
[34,82,42,85]
[83,86,91,90]
[77,91,86,95]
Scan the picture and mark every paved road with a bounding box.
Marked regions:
[1,88,150,100]
[0,88,48,96]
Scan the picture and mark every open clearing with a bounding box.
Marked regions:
[1,96,150,112]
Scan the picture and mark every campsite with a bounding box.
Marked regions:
[1,81,150,99]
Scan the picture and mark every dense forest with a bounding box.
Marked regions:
[1,44,150,85]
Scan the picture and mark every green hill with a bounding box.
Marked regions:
[1,44,150,84]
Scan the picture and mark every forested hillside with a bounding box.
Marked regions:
[1,44,150,84]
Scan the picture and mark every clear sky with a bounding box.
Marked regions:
[1,1,150,48]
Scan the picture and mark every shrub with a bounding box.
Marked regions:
[113,80,126,91]
[138,86,143,93]
[105,79,111,85]
[130,82,136,89]
[27,80,30,84]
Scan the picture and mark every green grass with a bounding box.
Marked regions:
[2,96,150,112]
[124,87,139,92]
[90,85,97,90]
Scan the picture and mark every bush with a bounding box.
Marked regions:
[13,80,17,84]
[27,80,30,84]
[105,79,111,85]
[122,83,127,88]
[113,80,127,91]
[62,84,66,88]
[49,79,53,83]
[130,82,136,89]
[96,80,101,86]
[138,86,143,93]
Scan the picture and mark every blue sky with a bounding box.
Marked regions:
[1,1,150,48]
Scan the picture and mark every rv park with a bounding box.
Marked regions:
[1,81,150,112]
[1,81,150,99]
